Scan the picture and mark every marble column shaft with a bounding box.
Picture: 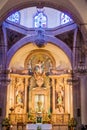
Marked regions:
[80,76,87,125]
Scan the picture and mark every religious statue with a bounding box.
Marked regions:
[57,86,64,113]
[34,60,44,74]
[16,91,23,104]
[15,78,24,107]
[57,91,63,105]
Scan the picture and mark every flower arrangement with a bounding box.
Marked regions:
[1,117,11,129]
[27,113,36,124]
[68,117,77,127]
[43,113,51,124]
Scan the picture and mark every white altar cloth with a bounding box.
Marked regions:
[26,124,52,130]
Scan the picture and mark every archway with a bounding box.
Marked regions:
[7,35,72,66]
[0,1,85,129]
[7,40,73,129]
[0,0,87,38]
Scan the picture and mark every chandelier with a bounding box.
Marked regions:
[74,45,87,75]
[76,60,87,74]
[75,24,87,75]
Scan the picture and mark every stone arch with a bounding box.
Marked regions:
[0,1,86,42]
[7,35,72,67]
[0,0,84,25]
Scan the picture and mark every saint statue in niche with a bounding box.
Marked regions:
[16,91,23,104]
[56,85,64,113]
[15,78,24,107]
[57,91,63,105]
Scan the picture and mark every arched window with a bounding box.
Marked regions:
[33,8,47,28]
[60,13,72,25]
[7,11,20,24]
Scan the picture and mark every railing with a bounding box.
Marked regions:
[9,113,28,124]
[9,113,70,125]
[51,114,70,125]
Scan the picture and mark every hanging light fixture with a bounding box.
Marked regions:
[75,24,87,75]
[76,60,87,74]
[67,26,79,85]
[76,47,87,74]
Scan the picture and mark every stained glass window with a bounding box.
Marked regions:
[7,11,20,24]
[60,13,72,25]
[34,9,47,28]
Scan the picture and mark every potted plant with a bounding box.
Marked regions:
[27,114,36,124]
[1,118,11,130]
[68,117,77,130]
[43,114,51,124]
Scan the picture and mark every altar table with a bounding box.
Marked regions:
[26,124,52,130]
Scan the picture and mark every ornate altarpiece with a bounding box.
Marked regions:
[8,50,71,125]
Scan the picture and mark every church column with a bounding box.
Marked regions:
[10,76,16,109]
[69,83,73,117]
[0,25,9,119]
[52,78,56,113]
[28,77,32,112]
[73,82,80,118]
[1,83,8,117]
[65,79,69,113]
[80,76,87,125]
[6,75,13,117]
[24,77,29,113]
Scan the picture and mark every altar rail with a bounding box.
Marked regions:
[52,125,68,130]
[51,114,70,125]
[9,113,28,124]
[9,113,70,125]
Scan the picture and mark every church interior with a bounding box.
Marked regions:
[0,1,87,130]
